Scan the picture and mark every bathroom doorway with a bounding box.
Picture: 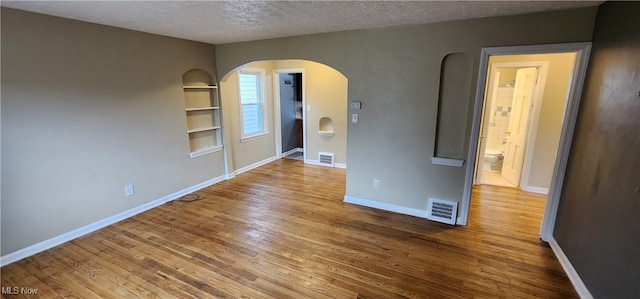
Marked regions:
[459,43,591,240]
[474,52,577,194]
[476,62,547,189]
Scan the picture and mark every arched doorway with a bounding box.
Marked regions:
[219,59,348,177]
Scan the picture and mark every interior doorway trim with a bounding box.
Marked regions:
[273,68,305,160]
[460,42,592,242]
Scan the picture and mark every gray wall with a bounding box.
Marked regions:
[554,2,640,298]
[216,8,597,211]
[1,8,225,255]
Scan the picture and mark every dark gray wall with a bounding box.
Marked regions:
[279,73,297,152]
[554,2,640,298]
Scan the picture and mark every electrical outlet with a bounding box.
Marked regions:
[124,184,134,196]
[373,179,380,190]
[352,113,358,124]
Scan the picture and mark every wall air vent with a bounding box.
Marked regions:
[426,198,458,225]
[318,152,335,167]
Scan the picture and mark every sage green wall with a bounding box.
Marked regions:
[1,8,224,255]
[489,53,576,190]
[216,8,597,211]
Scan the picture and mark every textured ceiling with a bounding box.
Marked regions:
[1,1,601,44]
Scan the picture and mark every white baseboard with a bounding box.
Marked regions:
[304,159,346,169]
[548,238,593,299]
[522,185,549,195]
[0,175,226,267]
[234,156,277,175]
[282,148,299,157]
[304,159,326,167]
[343,195,429,219]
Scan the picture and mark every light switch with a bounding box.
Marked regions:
[124,184,134,197]
[307,105,312,112]
[352,113,358,124]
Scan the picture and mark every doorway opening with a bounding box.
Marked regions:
[218,60,348,178]
[460,43,591,242]
[475,59,557,191]
[475,53,578,230]
[275,71,305,161]
[271,61,348,169]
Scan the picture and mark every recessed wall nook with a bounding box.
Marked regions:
[318,117,334,136]
[182,69,223,158]
[432,53,473,167]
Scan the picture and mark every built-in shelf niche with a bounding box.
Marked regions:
[433,52,472,166]
[182,69,222,158]
[318,117,334,136]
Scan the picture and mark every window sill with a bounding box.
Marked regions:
[241,132,270,143]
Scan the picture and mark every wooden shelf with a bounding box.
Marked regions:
[318,130,334,137]
[185,107,220,111]
[183,85,217,89]
[189,145,223,158]
[187,126,221,134]
[431,157,465,167]
[182,70,222,158]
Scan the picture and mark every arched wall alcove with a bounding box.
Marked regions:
[181,69,222,158]
[183,68,212,86]
[434,53,473,160]
[318,117,335,136]
[219,59,348,172]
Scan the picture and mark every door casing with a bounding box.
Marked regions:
[273,68,306,160]
[460,43,592,242]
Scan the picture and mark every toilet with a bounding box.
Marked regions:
[484,149,504,172]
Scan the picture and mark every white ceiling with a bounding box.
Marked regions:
[2,1,601,44]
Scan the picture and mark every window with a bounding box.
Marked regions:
[238,69,268,141]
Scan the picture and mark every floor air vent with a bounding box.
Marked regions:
[427,198,458,225]
[318,152,335,167]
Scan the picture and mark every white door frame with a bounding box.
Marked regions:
[273,68,305,160]
[475,61,549,190]
[460,43,591,242]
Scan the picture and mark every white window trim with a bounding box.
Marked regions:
[237,67,269,142]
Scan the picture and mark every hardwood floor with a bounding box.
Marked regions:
[1,159,577,298]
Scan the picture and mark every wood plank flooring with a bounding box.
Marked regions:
[1,159,577,298]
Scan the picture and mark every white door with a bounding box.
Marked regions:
[501,67,538,186]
